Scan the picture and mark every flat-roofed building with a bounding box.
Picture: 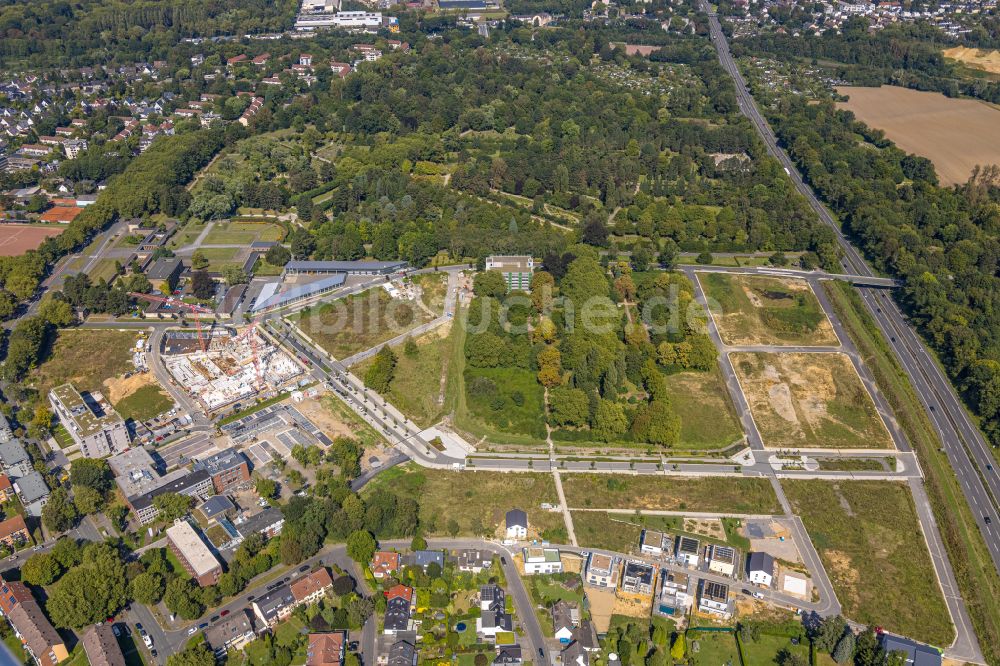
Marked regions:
[584,552,618,588]
[281,260,407,277]
[619,561,655,596]
[192,447,250,493]
[657,571,693,616]
[49,384,130,458]
[522,547,562,575]
[235,506,284,539]
[166,521,223,587]
[675,536,700,567]
[485,256,534,291]
[81,624,126,666]
[639,530,666,556]
[127,469,212,525]
[204,609,256,656]
[697,580,730,618]
[706,545,737,577]
[307,631,346,666]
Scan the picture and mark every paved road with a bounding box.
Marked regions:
[699,4,985,661]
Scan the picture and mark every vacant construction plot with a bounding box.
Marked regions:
[0,224,63,256]
[104,373,173,422]
[783,480,953,646]
[294,287,435,359]
[363,464,565,539]
[28,330,140,397]
[665,368,744,450]
[944,46,1000,75]
[700,273,837,346]
[203,219,285,245]
[732,352,893,449]
[836,85,1000,186]
[561,474,782,515]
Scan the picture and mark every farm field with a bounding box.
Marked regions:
[664,368,744,450]
[0,224,63,256]
[943,46,1000,75]
[731,352,894,449]
[351,324,456,428]
[293,287,435,359]
[560,474,782,514]
[362,464,565,539]
[836,85,1000,186]
[782,480,953,646]
[700,273,838,346]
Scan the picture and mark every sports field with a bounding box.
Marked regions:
[732,351,894,449]
[0,224,63,256]
[836,85,1000,186]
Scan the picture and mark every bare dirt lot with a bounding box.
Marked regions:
[836,85,1000,186]
[732,352,894,449]
[944,46,1000,74]
[0,224,63,256]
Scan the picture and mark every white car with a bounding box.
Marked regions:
[143,634,153,648]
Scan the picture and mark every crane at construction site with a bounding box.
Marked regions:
[130,293,216,353]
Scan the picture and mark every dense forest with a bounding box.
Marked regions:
[766,94,1000,448]
[730,17,1000,103]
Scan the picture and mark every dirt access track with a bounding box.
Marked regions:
[732,351,894,450]
[836,85,1000,186]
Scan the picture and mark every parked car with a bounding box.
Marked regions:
[143,635,153,648]
[187,627,198,636]
[299,565,309,572]
[210,616,219,623]
[221,610,230,617]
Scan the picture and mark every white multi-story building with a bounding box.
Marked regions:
[49,383,130,458]
[522,548,562,575]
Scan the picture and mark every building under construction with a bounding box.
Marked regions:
[162,330,302,412]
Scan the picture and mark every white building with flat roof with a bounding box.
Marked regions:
[49,383,130,458]
[522,547,562,574]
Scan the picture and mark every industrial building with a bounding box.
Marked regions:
[280,260,407,277]
[49,383,131,458]
[166,521,223,587]
[251,273,346,313]
[485,255,534,291]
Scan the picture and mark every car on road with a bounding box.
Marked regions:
[210,616,219,623]
[188,627,198,636]
[135,623,143,631]
[112,625,120,637]
[247,596,255,602]
[986,516,993,525]
[151,650,157,658]
[198,623,208,629]
[221,609,230,617]
[988,464,994,472]
[143,635,153,648]
[500,557,507,565]
[299,565,309,572]
[538,649,545,658]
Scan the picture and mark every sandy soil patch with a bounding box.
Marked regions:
[560,552,584,574]
[837,85,1000,185]
[944,46,1000,74]
[295,396,361,440]
[612,592,653,619]
[824,550,860,606]
[585,587,618,633]
[733,352,894,449]
[103,372,158,404]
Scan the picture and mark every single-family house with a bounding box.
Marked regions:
[307,631,346,666]
[676,536,700,567]
[371,551,400,579]
[747,552,775,588]
[706,545,737,577]
[551,600,579,643]
[619,561,655,596]
[411,550,444,571]
[523,547,562,575]
[639,530,666,556]
[697,580,730,618]
[457,549,493,573]
[383,585,413,635]
[505,509,527,540]
[584,552,619,588]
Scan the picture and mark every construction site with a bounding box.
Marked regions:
[162,329,303,412]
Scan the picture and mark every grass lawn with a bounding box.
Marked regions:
[665,367,743,450]
[52,423,74,449]
[572,512,644,552]
[561,475,781,514]
[28,329,139,397]
[363,464,564,538]
[463,366,547,441]
[782,480,953,645]
[443,306,547,447]
[195,246,241,271]
[165,547,193,581]
[295,288,434,359]
[114,383,173,422]
[739,633,810,666]
[731,352,894,449]
[318,395,384,449]
[62,646,89,666]
[253,256,285,276]
[815,458,887,472]
[89,258,119,282]
[700,273,837,346]
[687,630,739,665]
[203,220,285,245]
[352,324,456,428]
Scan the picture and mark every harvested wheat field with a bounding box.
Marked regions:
[836,85,1000,186]
[944,46,1000,75]
[732,351,894,449]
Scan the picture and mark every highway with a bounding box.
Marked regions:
[698,3,989,660]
